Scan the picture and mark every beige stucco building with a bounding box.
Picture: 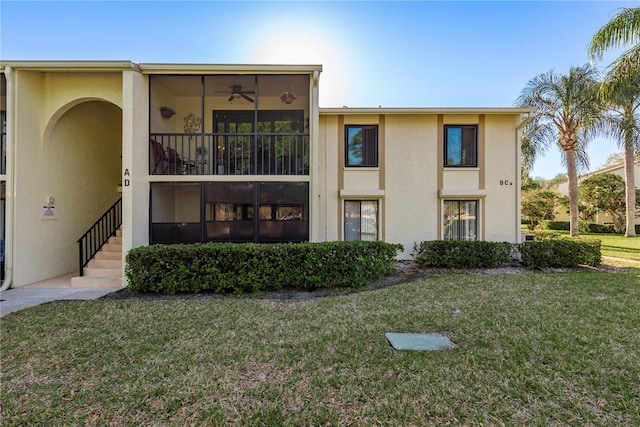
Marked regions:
[556,160,640,225]
[0,61,533,289]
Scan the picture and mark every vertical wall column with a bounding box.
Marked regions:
[121,70,149,284]
[309,70,321,242]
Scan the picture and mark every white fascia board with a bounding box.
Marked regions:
[320,107,536,115]
[0,60,138,72]
[138,63,323,75]
[438,189,488,198]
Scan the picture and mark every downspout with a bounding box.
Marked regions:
[515,111,534,243]
[1,66,14,291]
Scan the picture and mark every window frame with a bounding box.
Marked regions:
[442,199,478,241]
[345,125,378,167]
[343,199,379,241]
[444,125,478,168]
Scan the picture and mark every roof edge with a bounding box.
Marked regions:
[319,107,536,115]
[138,63,322,74]
[0,60,138,72]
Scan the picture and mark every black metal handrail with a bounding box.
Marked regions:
[150,132,309,176]
[77,198,122,276]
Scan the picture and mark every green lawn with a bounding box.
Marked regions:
[2,269,639,426]
[521,226,640,261]
[582,232,640,261]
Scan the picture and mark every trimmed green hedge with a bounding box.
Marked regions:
[579,222,616,234]
[544,220,571,231]
[125,241,403,295]
[412,239,601,269]
[412,240,515,269]
[520,239,601,268]
[533,230,562,241]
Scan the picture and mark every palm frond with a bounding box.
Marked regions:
[589,6,640,60]
[600,45,640,97]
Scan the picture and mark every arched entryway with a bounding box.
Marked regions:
[18,99,122,284]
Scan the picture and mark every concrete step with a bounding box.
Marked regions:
[83,267,121,278]
[88,259,122,269]
[71,276,123,288]
[101,243,121,253]
[109,236,122,245]
[95,250,122,260]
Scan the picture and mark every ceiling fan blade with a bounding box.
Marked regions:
[241,93,255,102]
[228,95,235,102]
[242,90,255,95]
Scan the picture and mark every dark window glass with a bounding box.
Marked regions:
[346,125,377,167]
[445,125,477,167]
[259,182,308,242]
[443,200,478,241]
[150,183,202,244]
[344,200,378,241]
[151,182,308,244]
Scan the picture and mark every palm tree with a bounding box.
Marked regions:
[590,6,640,237]
[517,65,605,237]
[601,80,640,237]
[589,6,640,95]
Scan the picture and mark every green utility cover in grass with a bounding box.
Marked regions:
[385,333,454,351]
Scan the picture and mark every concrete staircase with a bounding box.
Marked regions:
[70,229,123,288]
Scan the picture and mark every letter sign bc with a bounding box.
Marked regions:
[500,180,513,186]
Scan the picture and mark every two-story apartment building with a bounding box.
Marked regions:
[0,61,534,289]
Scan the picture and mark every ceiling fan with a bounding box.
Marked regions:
[226,85,255,103]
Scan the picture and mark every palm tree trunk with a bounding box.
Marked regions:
[566,150,580,237]
[623,138,637,237]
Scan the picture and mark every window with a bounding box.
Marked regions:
[444,125,477,167]
[151,182,309,244]
[344,200,378,241]
[443,200,477,241]
[346,125,377,167]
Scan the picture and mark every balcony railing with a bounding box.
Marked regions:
[150,133,309,176]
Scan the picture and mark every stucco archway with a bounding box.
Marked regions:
[17,99,123,284]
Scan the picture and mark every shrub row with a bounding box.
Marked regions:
[412,239,601,269]
[125,241,403,295]
[579,222,616,234]
[412,240,514,269]
[543,220,571,230]
[543,220,625,234]
[520,239,601,268]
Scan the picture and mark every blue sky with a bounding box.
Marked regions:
[1,0,636,179]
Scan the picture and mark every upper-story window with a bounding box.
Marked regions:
[346,125,378,167]
[444,125,477,167]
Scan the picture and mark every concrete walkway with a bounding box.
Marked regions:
[0,273,123,318]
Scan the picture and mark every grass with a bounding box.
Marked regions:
[2,268,640,426]
[521,226,640,261]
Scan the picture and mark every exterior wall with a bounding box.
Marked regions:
[483,114,521,241]
[11,69,124,286]
[319,111,522,259]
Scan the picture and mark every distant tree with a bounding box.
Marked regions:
[600,81,640,237]
[517,65,606,237]
[546,173,568,189]
[603,152,625,166]
[521,171,542,192]
[522,189,557,230]
[590,6,640,237]
[579,173,640,233]
[557,195,597,221]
